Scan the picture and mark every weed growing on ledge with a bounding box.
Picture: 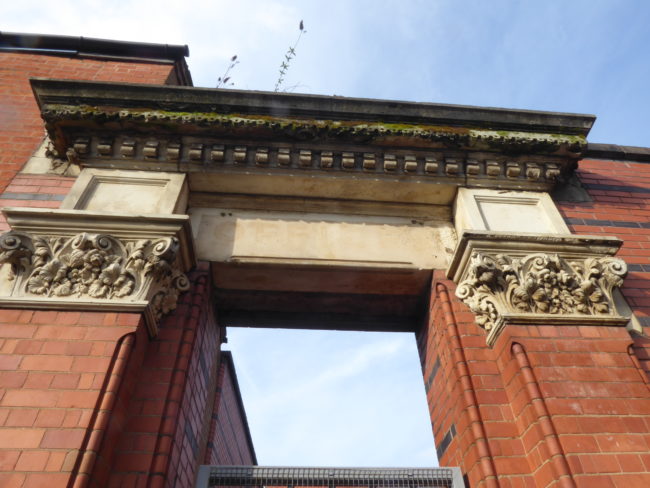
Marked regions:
[274,20,306,92]
[217,55,239,88]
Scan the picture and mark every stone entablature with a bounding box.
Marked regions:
[448,231,629,346]
[31,79,594,198]
[0,208,196,336]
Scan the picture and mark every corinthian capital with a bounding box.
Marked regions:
[447,231,630,346]
[0,208,196,337]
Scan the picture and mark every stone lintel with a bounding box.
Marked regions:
[448,231,629,346]
[0,208,197,337]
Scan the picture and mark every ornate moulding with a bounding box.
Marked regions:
[447,231,629,346]
[31,78,596,195]
[60,136,566,192]
[0,208,196,337]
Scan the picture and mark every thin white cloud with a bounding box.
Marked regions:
[225,328,436,467]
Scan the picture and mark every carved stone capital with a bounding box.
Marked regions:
[0,209,196,337]
[447,231,629,346]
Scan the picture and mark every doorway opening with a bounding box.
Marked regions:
[223,327,437,467]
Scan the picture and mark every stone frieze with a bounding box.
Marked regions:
[60,136,565,191]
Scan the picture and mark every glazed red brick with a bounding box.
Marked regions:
[557,158,650,381]
[419,271,650,487]
[204,352,257,466]
[100,266,253,488]
[0,310,145,488]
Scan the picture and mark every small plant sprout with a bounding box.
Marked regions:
[217,55,239,88]
[274,20,306,92]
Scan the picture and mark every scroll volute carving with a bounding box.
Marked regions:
[450,240,629,346]
[0,230,190,322]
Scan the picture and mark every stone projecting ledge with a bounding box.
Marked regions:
[31,78,595,206]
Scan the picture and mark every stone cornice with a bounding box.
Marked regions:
[448,231,629,346]
[31,79,595,135]
[0,209,196,336]
[40,105,586,155]
[30,80,593,194]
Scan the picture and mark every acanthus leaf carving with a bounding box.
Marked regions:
[455,252,628,334]
[0,230,189,320]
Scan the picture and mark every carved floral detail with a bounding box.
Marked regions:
[0,231,189,319]
[455,252,627,332]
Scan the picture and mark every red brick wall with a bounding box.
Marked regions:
[165,269,223,488]
[420,275,650,487]
[0,50,253,488]
[0,51,178,193]
[0,174,75,230]
[103,265,224,488]
[418,274,524,488]
[0,309,144,488]
[204,352,257,466]
[556,158,650,381]
[0,267,230,488]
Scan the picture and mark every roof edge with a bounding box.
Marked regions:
[29,78,595,136]
[585,143,650,163]
[1,32,192,86]
[0,31,188,59]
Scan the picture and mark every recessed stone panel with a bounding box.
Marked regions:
[61,169,187,214]
[454,188,570,235]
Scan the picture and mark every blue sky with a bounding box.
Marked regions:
[4,0,650,469]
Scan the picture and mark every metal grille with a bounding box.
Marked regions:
[195,466,464,488]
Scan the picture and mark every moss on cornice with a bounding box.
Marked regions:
[42,104,586,157]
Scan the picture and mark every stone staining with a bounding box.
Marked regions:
[455,251,627,338]
[278,148,291,167]
[383,154,397,172]
[167,142,181,161]
[299,150,312,168]
[120,140,135,158]
[255,148,269,166]
[144,141,159,159]
[189,144,204,161]
[486,160,501,177]
[424,157,438,175]
[320,151,333,169]
[66,135,570,191]
[233,146,247,165]
[526,163,541,180]
[445,158,460,176]
[0,230,189,321]
[362,153,376,171]
[546,163,561,180]
[403,155,417,173]
[341,152,355,170]
[466,159,480,176]
[210,145,225,163]
[73,138,90,156]
[97,140,113,157]
[506,162,521,178]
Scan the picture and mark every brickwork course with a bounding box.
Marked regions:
[1,32,650,488]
